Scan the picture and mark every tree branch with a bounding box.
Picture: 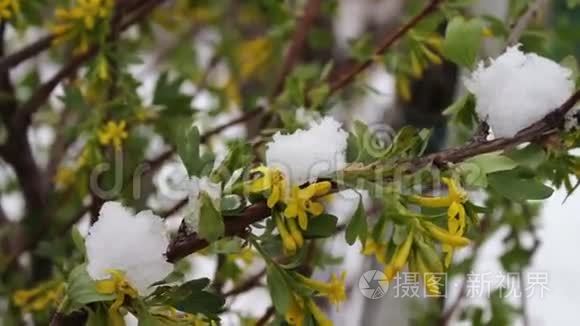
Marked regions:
[271,0,323,97]
[507,0,549,46]
[403,89,580,173]
[165,201,270,262]
[329,0,444,95]
[164,89,580,263]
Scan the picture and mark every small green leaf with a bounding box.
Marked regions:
[443,17,484,68]
[221,194,243,212]
[303,214,338,238]
[345,197,367,246]
[488,170,553,201]
[67,265,115,306]
[267,265,291,314]
[198,193,225,242]
[463,152,518,185]
[175,124,202,177]
[71,227,86,256]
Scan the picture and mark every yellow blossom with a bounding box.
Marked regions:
[416,256,441,296]
[306,299,333,326]
[410,51,423,78]
[396,75,411,102]
[285,295,306,326]
[297,272,347,307]
[384,229,414,281]
[284,181,331,230]
[276,214,297,255]
[98,120,128,151]
[247,166,286,208]
[54,167,76,188]
[13,280,65,312]
[150,306,210,325]
[95,269,139,326]
[0,0,20,19]
[411,177,469,267]
[362,238,388,265]
[52,0,114,52]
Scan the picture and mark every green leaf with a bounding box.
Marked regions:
[221,194,243,212]
[488,170,553,201]
[567,0,580,8]
[86,305,108,326]
[175,124,203,177]
[507,144,546,169]
[462,152,518,187]
[345,197,367,246]
[198,193,225,242]
[71,227,86,256]
[67,265,115,306]
[153,73,192,115]
[442,17,484,68]
[156,278,225,320]
[443,94,471,116]
[267,265,292,314]
[303,214,338,238]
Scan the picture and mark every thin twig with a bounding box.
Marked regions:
[507,0,549,46]
[328,0,444,95]
[271,0,323,98]
[256,306,275,326]
[223,268,267,297]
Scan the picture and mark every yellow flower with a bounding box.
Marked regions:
[297,272,347,307]
[150,306,209,325]
[411,177,469,267]
[13,280,65,312]
[98,120,128,151]
[285,295,306,326]
[54,167,76,188]
[415,253,440,296]
[306,299,333,326]
[0,0,20,19]
[275,213,297,255]
[229,247,255,265]
[384,229,414,281]
[362,238,387,265]
[248,166,286,208]
[396,75,411,102]
[284,181,331,230]
[95,269,139,326]
[52,0,114,52]
[410,51,423,78]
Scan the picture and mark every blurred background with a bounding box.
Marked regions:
[1,0,580,325]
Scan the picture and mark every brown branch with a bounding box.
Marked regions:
[0,34,55,73]
[223,268,267,297]
[403,89,580,173]
[329,0,444,95]
[271,0,323,97]
[165,201,270,262]
[256,306,275,326]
